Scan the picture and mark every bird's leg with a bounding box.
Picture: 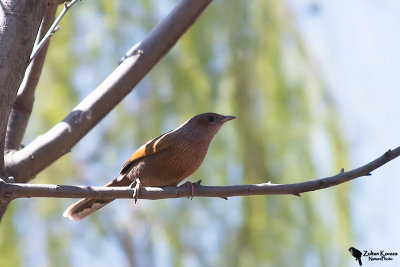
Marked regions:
[179,180,202,200]
[130,178,142,204]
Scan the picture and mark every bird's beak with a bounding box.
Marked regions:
[221,115,236,123]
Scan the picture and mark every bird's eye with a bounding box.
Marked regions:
[207,115,215,122]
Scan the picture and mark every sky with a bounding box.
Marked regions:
[287,0,400,263]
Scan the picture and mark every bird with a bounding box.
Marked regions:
[63,112,235,221]
[349,247,362,266]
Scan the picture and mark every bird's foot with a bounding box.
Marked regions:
[179,180,202,200]
[131,178,142,204]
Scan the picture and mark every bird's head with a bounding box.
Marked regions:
[179,112,235,142]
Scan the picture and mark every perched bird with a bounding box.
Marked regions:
[63,112,235,221]
[349,247,362,266]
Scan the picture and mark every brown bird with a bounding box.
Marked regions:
[63,112,235,221]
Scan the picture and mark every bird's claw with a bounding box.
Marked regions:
[179,180,201,200]
[131,178,142,204]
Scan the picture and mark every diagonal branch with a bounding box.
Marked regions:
[2,147,399,202]
[6,0,59,151]
[5,0,213,183]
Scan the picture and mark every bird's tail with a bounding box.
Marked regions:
[357,258,362,266]
[63,175,131,221]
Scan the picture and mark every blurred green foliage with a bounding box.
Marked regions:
[0,0,352,266]
[0,206,20,266]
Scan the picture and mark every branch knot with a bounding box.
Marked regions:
[0,177,14,204]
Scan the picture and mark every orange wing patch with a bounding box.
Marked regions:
[120,132,175,174]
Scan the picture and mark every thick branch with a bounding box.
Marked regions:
[5,0,213,183]
[6,0,59,151]
[2,147,399,202]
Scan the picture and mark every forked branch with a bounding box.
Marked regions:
[30,0,80,62]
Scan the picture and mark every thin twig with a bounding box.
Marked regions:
[29,0,80,62]
[2,147,399,202]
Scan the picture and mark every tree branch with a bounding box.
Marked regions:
[6,0,59,151]
[29,0,79,62]
[0,0,49,173]
[2,147,399,202]
[5,0,213,183]
[0,0,49,220]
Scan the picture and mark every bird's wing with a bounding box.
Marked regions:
[120,131,175,174]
